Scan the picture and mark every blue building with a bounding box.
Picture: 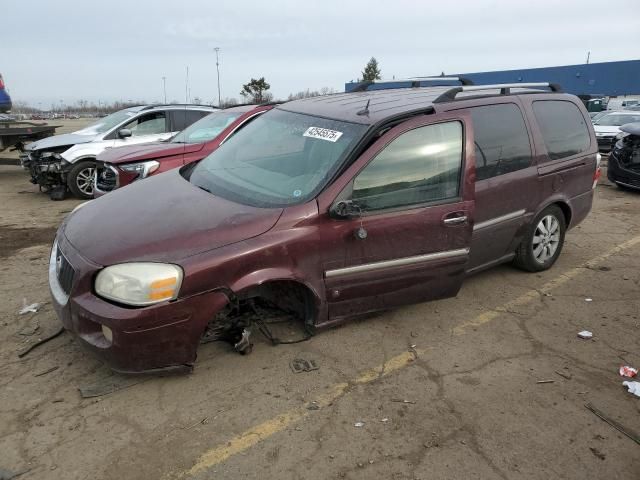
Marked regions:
[346,60,640,97]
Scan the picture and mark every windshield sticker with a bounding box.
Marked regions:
[303,127,343,143]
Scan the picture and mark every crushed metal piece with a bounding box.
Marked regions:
[233,328,253,355]
[290,357,319,373]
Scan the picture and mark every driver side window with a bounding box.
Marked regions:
[352,121,463,212]
[122,112,167,136]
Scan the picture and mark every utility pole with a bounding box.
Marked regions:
[586,51,590,65]
[162,76,167,103]
[185,66,190,103]
[214,47,221,107]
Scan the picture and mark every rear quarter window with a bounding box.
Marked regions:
[532,101,591,161]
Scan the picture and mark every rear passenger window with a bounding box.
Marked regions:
[171,110,209,131]
[352,121,463,211]
[470,104,532,181]
[532,101,590,160]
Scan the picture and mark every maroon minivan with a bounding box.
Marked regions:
[50,82,600,373]
[93,104,274,196]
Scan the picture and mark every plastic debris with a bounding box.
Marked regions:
[585,298,593,302]
[290,357,319,373]
[354,421,365,428]
[622,381,640,398]
[577,330,593,339]
[619,366,638,378]
[381,417,389,423]
[18,301,41,315]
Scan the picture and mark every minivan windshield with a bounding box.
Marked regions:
[595,113,640,126]
[74,108,138,135]
[190,109,367,207]
[171,111,242,144]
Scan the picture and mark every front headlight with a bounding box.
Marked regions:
[95,263,183,306]
[120,160,160,179]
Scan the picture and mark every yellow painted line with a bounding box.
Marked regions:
[179,233,640,478]
[183,350,418,477]
[453,233,640,335]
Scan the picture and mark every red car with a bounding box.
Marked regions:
[51,82,599,374]
[93,104,274,196]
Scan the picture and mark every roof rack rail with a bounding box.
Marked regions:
[140,103,218,110]
[351,76,474,92]
[433,82,562,103]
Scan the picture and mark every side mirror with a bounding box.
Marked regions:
[118,128,132,139]
[330,199,362,219]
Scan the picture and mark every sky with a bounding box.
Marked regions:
[2,0,639,108]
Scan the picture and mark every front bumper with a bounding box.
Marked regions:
[49,234,230,373]
[93,162,139,197]
[596,135,616,151]
[607,150,640,190]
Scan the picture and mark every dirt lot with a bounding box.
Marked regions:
[1,143,639,479]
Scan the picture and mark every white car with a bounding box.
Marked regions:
[22,104,216,199]
[593,111,640,152]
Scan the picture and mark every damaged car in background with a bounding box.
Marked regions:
[608,122,640,190]
[20,104,215,199]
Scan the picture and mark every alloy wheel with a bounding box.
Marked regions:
[532,214,560,264]
[76,167,95,196]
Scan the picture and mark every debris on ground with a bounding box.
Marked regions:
[391,399,416,404]
[17,326,65,358]
[585,298,593,302]
[577,330,593,339]
[536,380,554,384]
[18,301,40,315]
[381,417,389,423]
[555,370,572,380]
[34,366,59,377]
[585,403,640,446]
[290,356,319,373]
[619,366,638,378]
[589,447,606,460]
[18,321,39,336]
[306,401,320,411]
[622,381,640,398]
[78,373,146,398]
[354,421,365,428]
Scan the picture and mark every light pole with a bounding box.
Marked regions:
[162,76,167,103]
[214,47,221,107]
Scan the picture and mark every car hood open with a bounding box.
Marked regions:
[26,132,98,151]
[97,142,205,164]
[63,169,283,265]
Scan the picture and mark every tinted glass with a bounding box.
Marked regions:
[172,111,242,144]
[171,110,210,131]
[470,104,531,180]
[190,109,367,207]
[352,121,463,211]
[533,101,591,160]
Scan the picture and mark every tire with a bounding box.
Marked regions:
[67,160,96,199]
[513,205,566,272]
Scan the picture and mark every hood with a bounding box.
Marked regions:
[63,168,283,265]
[594,125,621,134]
[97,141,205,164]
[27,132,98,151]
[620,122,640,136]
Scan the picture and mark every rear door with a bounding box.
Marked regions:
[464,100,537,272]
[318,114,475,320]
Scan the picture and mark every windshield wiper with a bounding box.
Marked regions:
[196,184,212,194]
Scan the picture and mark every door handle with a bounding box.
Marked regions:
[442,212,468,226]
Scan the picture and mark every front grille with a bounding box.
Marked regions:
[56,246,75,295]
[95,163,118,192]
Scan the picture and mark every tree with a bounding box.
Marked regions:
[361,57,382,82]
[240,77,271,104]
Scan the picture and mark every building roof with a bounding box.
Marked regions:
[279,87,452,125]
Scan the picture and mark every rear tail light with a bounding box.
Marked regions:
[0,75,4,89]
[593,153,602,189]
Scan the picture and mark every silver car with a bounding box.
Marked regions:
[22,104,216,199]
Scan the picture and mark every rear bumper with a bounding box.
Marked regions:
[49,234,229,373]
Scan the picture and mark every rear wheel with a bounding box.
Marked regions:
[513,205,566,272]
[68,160,96,199]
